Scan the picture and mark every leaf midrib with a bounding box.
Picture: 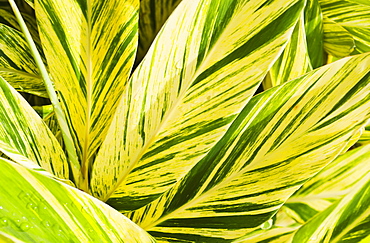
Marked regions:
[81,0,93,191]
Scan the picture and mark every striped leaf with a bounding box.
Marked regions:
[126,53,370,242]
[91,0,306,208]
[284,143,370,224]
[35,0,139,186]
[0,157,155,242]
[136,0,183,65]
[304,0,325,68]
[323,16,355,57]
[232,226,298,243]
[0,23,46,97]
[292,171,370,242]
[319,0,370,53]
[0,75,68,180]
[357,124,370,146]
[0,1,43,56]
[264,13,312,89]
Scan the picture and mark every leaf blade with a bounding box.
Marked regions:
[35,0,139,185]
[0,157,156,242]
[91,0,306,208]
[0,75,68,180]
[127,53,370,241]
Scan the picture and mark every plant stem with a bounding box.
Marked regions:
[8,0,81,186]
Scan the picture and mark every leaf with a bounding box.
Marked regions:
[35,0,139,184]
[232,226,298,243]
[0,75,68,180]
[357,124,370,146]
[320,0,370,53]
[0,23,46,97]
[127,53,370,241]
[91,0,306,208]
[284,143,370,223]
[304,0,325,68]
[264,12,312,89]
[0,157,156,242]
[292,171,370,242]
[32,104,53,118]
[323,16,355,57]
[136,0,183,65]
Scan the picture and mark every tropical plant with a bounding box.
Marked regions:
[0,0,369,242]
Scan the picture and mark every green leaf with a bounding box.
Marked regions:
[0,23,46,97]
[284,143,370,223]
[127,53,370,242]
[292,170,370,242]
[0,75,68,180]
[357,124,370,146]
[91,0,306,208]
[0,157,156,242]
[35,0,139,187]
[304,0,325,68]
[320,0,370,53]
[232,226,298,243]
[32,104,53,118]
[136,0,183,65]
[323,16,355,57]
[264,13,312,89]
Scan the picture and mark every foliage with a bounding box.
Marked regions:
[0,0,369,242]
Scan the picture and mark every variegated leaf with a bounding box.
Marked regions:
[292,171,370,242]
[357,123,370,146]
[284,143,370,224]
[126,53,370,241]
[304,0,325,68]
[0,157,155,242]
[35,0,139,189]
[323,16,355,57]
[0,75,68,180]
[0,23,46,97]
[0,1,43,54]
[264,12,312,89]
[91,0,305,209]
[232,226,298,243]
[136,0,183,65]
[320,0,370,53]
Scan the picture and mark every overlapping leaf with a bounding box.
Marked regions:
[304,0,325,68]
[35,0,139,186]
[264,13,312,89]
[0,75,68,180]
[320,0,370,53]
[323,16,355,57]
[0,157,155,242]
[126,53,370,242]
[91,0,306,209]
[232,226,298,243]
[136,0,183,65]
[0,23,46,97]
[284,143,370,224]
[292,170,370,242]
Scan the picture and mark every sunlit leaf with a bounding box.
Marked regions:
[284,143,370,223]
[126,53,370,241]
[0,75,68,180]
[0,23,46,97]
[320,0,370,53]
[304,0,325,68]
[292,172,370,243]
[91,0,306,210]
[0,157,155,242]
[35,0,139,188]
[264,13,312,89]
[136,0,183,65]
[323,16,355,57]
